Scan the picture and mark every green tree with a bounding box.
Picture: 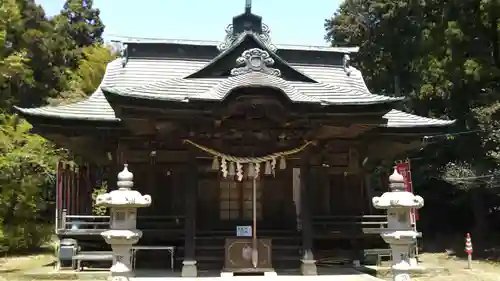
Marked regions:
[4,0,77,108]
[0,0,113,252]
[59,0,105,47]
[75,44,114,93]
[1,0,108,109]
[325,0,500,239]
[0,114,63,251]
[0,0,29,85]
[47,43,115,105]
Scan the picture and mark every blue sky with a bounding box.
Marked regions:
[36,0,342,46]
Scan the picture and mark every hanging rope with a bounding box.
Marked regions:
[183,139,314,180]
[183,139,313,163]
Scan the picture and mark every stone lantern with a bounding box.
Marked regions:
[95,164,151,281]
[372,168,424,281]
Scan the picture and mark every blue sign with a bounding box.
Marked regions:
[236,225,252,237]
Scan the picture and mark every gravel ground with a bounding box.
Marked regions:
[389,253,500,281]
[0,253,55,280]
[2,252,500,281]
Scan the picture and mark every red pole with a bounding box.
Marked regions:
[465,233,473,269]
[75,166,80,215]
[406,160,419,221]
[65,164,70,214]
[56,161,63,212]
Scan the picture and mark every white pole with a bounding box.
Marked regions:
[251,177,258,268]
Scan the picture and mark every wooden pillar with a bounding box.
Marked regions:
[364,171,374,214]
[299,153,317,275]
[182,154,198,277]
[147,148,156,217]
[109,151,118,191]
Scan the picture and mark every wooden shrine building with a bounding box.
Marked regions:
[14,3,453,277]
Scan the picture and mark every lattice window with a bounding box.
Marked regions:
[219,179,262,220]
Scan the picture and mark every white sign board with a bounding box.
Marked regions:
[236,225,252,237]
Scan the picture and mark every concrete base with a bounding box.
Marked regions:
[109,272,132,281]
[181,260,197,278]
[220,269,277,277]
[300,259,317,276]
[264,271,278,277]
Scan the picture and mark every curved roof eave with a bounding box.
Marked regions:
[101,71,404,106]
[380,109,456,128]
[12,58,123,123]
[13,105,120,122]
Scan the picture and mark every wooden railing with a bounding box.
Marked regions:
[136,215,185,230]
[312,215,388,237]
[56,209,185,235]
[57,209,110,235]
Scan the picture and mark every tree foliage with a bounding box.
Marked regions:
[326,0,500,239]
[0,0,113,252]
[0,114,61,251]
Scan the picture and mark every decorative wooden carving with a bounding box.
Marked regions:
[231,48,281,77]
[224,238,272,271]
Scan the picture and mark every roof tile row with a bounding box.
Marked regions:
[15,56,454,128]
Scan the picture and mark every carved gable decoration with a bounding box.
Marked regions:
[219,24,277,53]
[230,48,281,77]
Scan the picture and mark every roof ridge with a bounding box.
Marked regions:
[109,35,359,53]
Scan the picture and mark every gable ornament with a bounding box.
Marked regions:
[218,23,277,53]
[343,54,352,76]
[230,48,281,77]
[120,44,129,67]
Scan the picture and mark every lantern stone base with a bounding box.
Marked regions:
[109,272,132,281]
[393,270,411,281]
[181,260,197,277]
[300,259,317,275]
[106,243,134,281]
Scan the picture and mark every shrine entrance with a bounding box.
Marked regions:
[218,177,262,222]
[196,168,297,232]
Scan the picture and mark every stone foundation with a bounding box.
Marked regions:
[181,260,197,277]
[300,259,317,275]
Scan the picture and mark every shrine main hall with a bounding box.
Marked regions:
[14,2,453,277]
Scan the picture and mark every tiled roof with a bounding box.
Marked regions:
[383,110,455,127]
[114,58,209,88]
[13,58,208,121]
[14,59,123,121]
[104,72,401,105]
[14,57,454,128]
